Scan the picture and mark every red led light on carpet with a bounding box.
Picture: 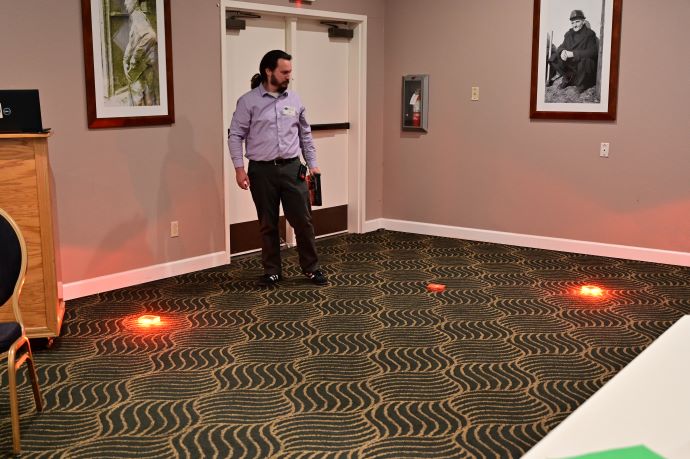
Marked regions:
[137,315,162,327]
[579,285,604,297]
[427,283,446,292]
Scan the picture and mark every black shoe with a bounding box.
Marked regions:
[303,269,328,286]
[256,273,282,287]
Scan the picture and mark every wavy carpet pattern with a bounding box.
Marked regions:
[1,230,689,458]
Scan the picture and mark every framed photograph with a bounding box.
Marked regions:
[81,0,174,128]
[529,0,622,120]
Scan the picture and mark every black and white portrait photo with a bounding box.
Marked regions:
[530,0,622,120]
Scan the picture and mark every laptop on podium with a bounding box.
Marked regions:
[0,89,49,133]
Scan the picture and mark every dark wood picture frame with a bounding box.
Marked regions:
[81,0,174,128]
[529,0,622,120]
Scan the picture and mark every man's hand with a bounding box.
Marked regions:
[309,167,321,176]
[560,50,574,61]
[235,167,250,190]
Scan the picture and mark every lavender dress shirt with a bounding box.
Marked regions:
[228,84,318,169]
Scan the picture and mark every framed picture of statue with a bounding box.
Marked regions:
[81,0,174,128]
[529,0,622,120]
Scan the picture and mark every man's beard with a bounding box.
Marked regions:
[271,75,289,93]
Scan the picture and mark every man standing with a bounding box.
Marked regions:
[123,0,159,106]
[547,10,599,94]
[228,50,327,287]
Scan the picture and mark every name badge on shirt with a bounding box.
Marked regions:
[281,106,297,117]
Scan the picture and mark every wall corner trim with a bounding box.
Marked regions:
[363,218,384,233]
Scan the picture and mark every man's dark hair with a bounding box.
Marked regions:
[250,50,292,89]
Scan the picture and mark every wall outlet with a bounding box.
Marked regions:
[600,142,610,157]
[170,221,179,237]
[471,86,479,101]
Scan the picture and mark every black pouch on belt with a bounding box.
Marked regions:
[297,163,308,181]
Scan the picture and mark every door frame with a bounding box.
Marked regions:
[220,0,368,261]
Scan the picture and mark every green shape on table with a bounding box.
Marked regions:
[561,445,664,459]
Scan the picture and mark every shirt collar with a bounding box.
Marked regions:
[258,83,288,98]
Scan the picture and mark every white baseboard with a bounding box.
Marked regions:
[363,218,384,233]
[62,251,228,301]
[381,218,690,267]
[63,220,689,301]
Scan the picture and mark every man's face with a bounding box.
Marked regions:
[125,0,137,14]
[268,59,292,92]
[571,19,584,31]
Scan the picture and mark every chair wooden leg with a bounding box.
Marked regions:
[26,343,43,412]
[8,356,21,454]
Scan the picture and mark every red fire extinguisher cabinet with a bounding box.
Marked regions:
[402,74,429,132]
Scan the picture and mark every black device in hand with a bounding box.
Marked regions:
[307,173,322,206]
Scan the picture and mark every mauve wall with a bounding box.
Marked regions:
[383,0,690,253]
[2,0,688,289]
[0,0,386,285]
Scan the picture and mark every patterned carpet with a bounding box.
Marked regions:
[2,230,689,458]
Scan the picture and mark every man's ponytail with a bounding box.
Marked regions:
[250,73,262,89]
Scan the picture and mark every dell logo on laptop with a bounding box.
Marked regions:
[0,105,11,118]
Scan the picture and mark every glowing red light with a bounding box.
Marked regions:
[426,283,446,293]
[579,285,604,297]
[137,315,162,327]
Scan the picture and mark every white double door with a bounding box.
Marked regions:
[224,10,355,254]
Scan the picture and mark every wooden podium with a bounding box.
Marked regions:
[0,133,64,338]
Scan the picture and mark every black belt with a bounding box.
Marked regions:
[250,157,298,165]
